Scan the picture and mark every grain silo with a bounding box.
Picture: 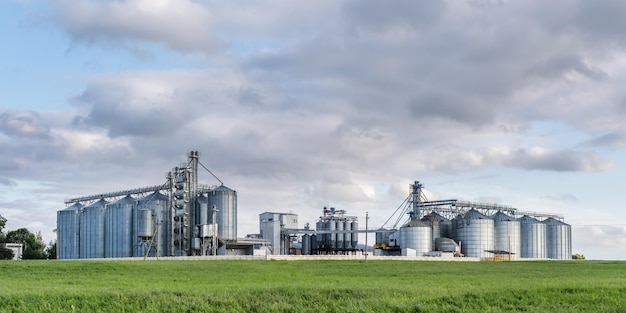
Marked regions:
[492,211,521,259]
[57,202,84,260]
[80,199,108,259]
[421,212,452,249]
[544,217,571,260]
[454,209,494,258]
[105,195,135,258]
[398,220,432,256]
[208,185,237,241]
[135,192,169,257]
[518,215,547,259]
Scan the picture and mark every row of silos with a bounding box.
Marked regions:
[315,219,359,251]
[379,209,571,259]
[57,186,238,259]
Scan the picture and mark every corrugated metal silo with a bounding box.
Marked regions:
[80,199,108,259]
[105,195,135,258]
[435,237,459,252]
[455,209,494,258]
[136,192,169,257]
[450,215,463,243]
[302,234,311,255]
[315,220,325,249]
[492,211,521,259]
[518,215,547,259]
[375,228,389,245]
[197,194,209,225]
[336,220,344,249]
[544,217,572,260]
[208,185,237,241]
[328,220,336,249]
[421,212,452,248]
[350,221,358,249]
[399,220,432,256]
[57,202,84,260]
[344,221,352,249]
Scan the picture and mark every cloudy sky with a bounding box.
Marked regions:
[2,0,626,260]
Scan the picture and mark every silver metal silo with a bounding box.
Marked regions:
[518,215,547,259]
[455,209,494,258]
[398,220,432,256]
[544,217,572,260]
[350,220,358,249]
[492,211,521,259]
[375,228,390,245]
[80,199,108,259]
[336,220,344,249]
[105,195,135,258]
[421,212,451,249]
[57,202,84,260]
[328,219,336,249]
[208,185,237,241]
[315,220,325,249]
[197,194,209,225]
[136,192,169,257]
[344,220,352,249]
[302,234,311,255]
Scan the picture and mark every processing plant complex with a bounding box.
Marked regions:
[57,151,571,260]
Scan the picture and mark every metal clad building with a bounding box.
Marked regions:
[259,212,298,255]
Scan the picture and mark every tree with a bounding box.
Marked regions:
[6,228,46,259]
[45,240,57,259]
[0,214,14,260]
[572,253,586,260]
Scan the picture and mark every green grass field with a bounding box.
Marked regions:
[0,259,623,312]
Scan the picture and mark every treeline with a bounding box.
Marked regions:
[0,214,56,260]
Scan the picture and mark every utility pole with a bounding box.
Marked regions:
[365,212,369,263]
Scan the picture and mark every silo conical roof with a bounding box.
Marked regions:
[492,211,515,221]
[139,192,168,202]
[112,195,135,205]
[464,208,490,220]
[421,212,449,222]
[85,199,108,208]
[62,202,84,211]
[518,215,541,224]
[543,217,569,226]
[403,219,430,228]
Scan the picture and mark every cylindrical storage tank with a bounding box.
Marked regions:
[450,215,463,243]
[518,215,547,259]
[351,221,359,249]
[80,199,108,259]
[208,186,237,241]
[544,218,571,260]
[302,234,311,255]
[136,192,169,257]
[315,220,325,249]
[344,221,352,249]
[375,229,389,245]
[57,202,84,260]
[328,220,336,249]
[421,212,451,249]
[137,209,154,238]
[336,220,344,249]
[399,220,432,256]
[105,195,135,258]
[197,194,209,225]
[435,237,459,252]
[455,209,494,258]
[492,211,521,259]
[310,234,318,251]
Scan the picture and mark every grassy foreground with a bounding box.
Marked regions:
[0,259,623,312]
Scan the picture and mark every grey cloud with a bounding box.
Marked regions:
[0,111,50,138]
[0,177,17,187]
[525,53,607,80]
[342,0,447,32]
[408,92,495,126]
[503,149,612,172]
[49,0,217,53]
[575,0,626,43]
[582,131,626,149]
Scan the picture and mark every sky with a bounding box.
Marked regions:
[1,0,626,260]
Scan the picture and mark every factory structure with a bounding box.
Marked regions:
[57,152,571,260]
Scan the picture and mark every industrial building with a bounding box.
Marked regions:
[57,151,265,259]
[57,151,571,260]
[372,181,572,260]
